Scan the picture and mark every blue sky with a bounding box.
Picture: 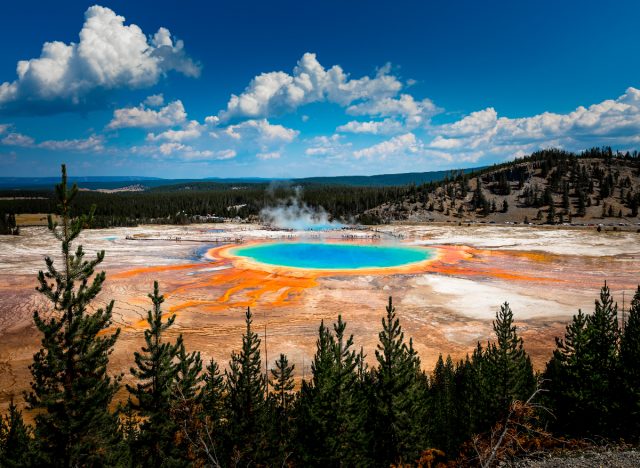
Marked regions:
[1,0,639,178]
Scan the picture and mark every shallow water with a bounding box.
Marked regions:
[232,242,435,269]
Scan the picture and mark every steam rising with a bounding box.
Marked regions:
[260,186,344,230]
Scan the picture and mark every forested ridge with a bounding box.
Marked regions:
[2,169,640,467]
[369,147,640,224]
[1,147,638,229]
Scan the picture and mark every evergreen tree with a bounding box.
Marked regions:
[174,341,203,401]
[372,297,423,464]
[429,355,460,457]
[295,316,367,466]
[269,353,296,464]
[546,203,556,224]
[0,399,32,467]
[193,359,227,466]
[25,164,122,467]
[225,307,267,465]
[583,283,620,435]
[485,302,536,417]
[620,286,640,438]
[271,353,295,411]
[199,358,226,434]
[544,308,590,436]
[127,281,184,467]
[545,283,621,437]
[171,340,203,463]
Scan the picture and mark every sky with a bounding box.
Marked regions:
[1,0,640,179]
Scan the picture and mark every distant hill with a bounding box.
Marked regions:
[0,176,162,190]
[366,148,640,226]
[0,168,481,191]
[292,168,481,187]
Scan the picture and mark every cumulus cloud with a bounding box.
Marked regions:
[218,118,299,145]
[1,131,104,152]
[304,134,352,157]
[0,124,9,135]
[146,120,202,142]
[338,94,441,135]
[0,5,199,114]
[218,53,402,122]
[426,87,640,161]
[353,132,422,160]
[347,93,439,120]
[1,132,35,147]
[108,100,187,129]
[336,118,405,135]
[133,143,235,161]
[143,94,165,107]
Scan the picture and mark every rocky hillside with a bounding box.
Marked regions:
[366,148,640,226]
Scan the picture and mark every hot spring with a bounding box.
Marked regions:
[229,242,436,270]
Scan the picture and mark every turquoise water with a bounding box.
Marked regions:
[232,242,435,270]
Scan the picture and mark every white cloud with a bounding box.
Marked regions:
[219,119,299,145]
[213,149,237,160]
[0,124,10,135]
[108,100,187,129]
[347,93,439,120]
[339,94,441,135]
[353,133,422,160]
[1,132,35,147]
[1,131,104,152]
[304,134,352,157]
[0,5,199,114]
[147,120,202,142]
[427,87,640,161]
[39,135,104,152]
[143,94,165,107]
[336,118,405,135]
[218,52,402,122]
[135,142,235,161]
[256,151,280,160]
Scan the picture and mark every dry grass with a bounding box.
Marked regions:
[15,213,59,226]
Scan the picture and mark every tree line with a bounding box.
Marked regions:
[2,147,638,230]
[2,166,640,467]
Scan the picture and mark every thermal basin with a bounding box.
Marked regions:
[229,242,435,270]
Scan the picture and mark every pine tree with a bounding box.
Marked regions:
[271,353,295,410]
[174,341,203,401]
[583,282,620,435]
[485,302,536,418]
[126,281,184,466]
[200,358,226,431]
[269,353,295,464]
[194,359,227,466]
[328,315,366,465]
[429,355,460,457]
[295,320,333,465]
[25,164,122,467]
[295,316,367,466]
[620,286,640,438]
[373,297,423,464]
[172,340,203,463]
[544,309,589,436]
[546,203,556,224]
[544,283,620,437]
[225,307,267,465]
[0,399,32,467]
